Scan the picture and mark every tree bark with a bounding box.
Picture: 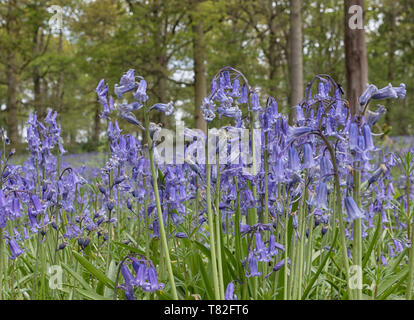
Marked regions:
[344,0,368,117]
[56,29,64,113]
[192,1,207,133]
[385,0,396,126]
[288,0,304,124]
[5,0,18,144]
[6,57,18,144]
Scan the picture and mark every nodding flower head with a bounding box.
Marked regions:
[251,93,262,113]
[150,102,174,116]
[344,196,365,221]
[225,282,237,300]
[239,83,248,104]
[114,69,137,99]
[201,98,216,122]
[133,79,148,103]
[8,238,24,260]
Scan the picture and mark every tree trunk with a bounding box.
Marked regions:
[192,2,207,133]
[5,0,18,144]
[344,0,368,117]
[288,0,304,124]
[385,0,396,126]
[33,27,42,116]
[6,57,18,144]
[56,29,64,113]
[93,102,101,145]
[268,17,279,97]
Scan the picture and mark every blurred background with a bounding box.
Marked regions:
[0,0,413,154]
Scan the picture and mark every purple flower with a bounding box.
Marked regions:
[225,282,237,300]
[239,83,248,104]
[150,102,174,116]
[201,98,216,122]
[359,84,378,105]
[251,93,262,112]
[362,124,375,151]
[246,254,262,277]
[312,181,328,209]
[8,238,23,260]
[133,79,148,102]
[114,69,137,98]
[344,196,364,221]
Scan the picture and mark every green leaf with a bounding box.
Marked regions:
[61,262,93,290]
[72,250,115,289]
[76,288,111,300]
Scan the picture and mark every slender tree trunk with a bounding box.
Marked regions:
[268,17,279,97]
[344,0,368,117]
[41,77,48,118]
[288,0,304,124]
[157,55,168,127]
[385,0,396,126]
[93,102,101,145]
[5,0,18,144]
[33,27,42,116]
[56,29,64,113]
[6,57,18,144]
[192,2,207,133]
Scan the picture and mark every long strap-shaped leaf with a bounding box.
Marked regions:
[72,250,115,290]
[302,228,338,300]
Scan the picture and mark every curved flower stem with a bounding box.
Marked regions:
[215,155,225,299]
[406,167,413,300]
[248,110,259,300]
[315,131,352,299]
[205,124,220,300]
[0,228,3,300]
[353,168,362,300]
[143,106,178,300]
[296,170,308,299]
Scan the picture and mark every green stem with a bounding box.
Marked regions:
[406,172,413,300]
[316,132,352,299]
[0,228,3,300]
[215,156,225,299]
[144,106,178,300]
[205,125,220,300]
[353,168,362,300]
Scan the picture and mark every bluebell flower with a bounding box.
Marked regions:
[372,83,398,100]
[288,146,300,171]
[303,143,315,169]
[246,255,262,277]
[365,105,386,128]
[133,79,148,102]
[349,122,359,150]
[289,126,313,138]
[251,93,262,112]
[8,238,23,260]
[120,264,135,300]
[239,83,248,104]
[150,102,174,116]
[118,101,143,113]
[119,111,145,130]
[359,84,378,105]
[230,78,240,98]
[362,124,375,151]
[225,282,237,300]
[344,196,364,221]
[114,69,137,98]
[201,98,216,122]
[312,181,328,209]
